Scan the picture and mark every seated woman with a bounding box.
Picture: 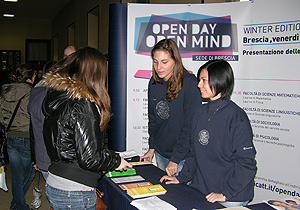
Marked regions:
[160,59,257,208]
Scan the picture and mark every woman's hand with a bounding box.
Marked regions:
[140,149,155,162]
[115,158,133,171]
[206,192,226,203]
[160,175,180,184]
[166,161,178,176]
[1,165,4,172]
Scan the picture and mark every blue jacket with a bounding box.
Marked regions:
[28,84,51,171]
[148,72,201,164]
[177,98,257,202]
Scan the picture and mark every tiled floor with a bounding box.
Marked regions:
[0,163,50,210]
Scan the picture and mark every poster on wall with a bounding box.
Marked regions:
[240,0,300,203]
[125,0,300,203]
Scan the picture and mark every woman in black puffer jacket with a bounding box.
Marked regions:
[42,46,132,210]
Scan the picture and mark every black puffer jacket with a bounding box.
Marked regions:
[42,72,121,187]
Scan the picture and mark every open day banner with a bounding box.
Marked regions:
[124,0,300,203]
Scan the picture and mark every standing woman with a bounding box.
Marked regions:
[0,64,36,210]
[161,60,257,208]
[42,46,132,210]
[140,39,201,176]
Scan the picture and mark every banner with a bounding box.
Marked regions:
[122,0,300,203]
[242,0,300,203]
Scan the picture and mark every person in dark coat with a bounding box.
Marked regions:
[42,46,132,210]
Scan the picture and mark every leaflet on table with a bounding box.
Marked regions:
[118,150,140,159]
[129,161,153,166]
[214,207,250,210]
[106,168,136,177]
[264,196,300,210]
[119,181,153,190]
[131,196,177,210]
[127,184,167,199]
[110,175,145,184]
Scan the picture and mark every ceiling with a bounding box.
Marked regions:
[0,0,72,20]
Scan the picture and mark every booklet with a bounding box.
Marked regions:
[127,184,167,199]
[119,181,153,190]
[264,196,300,210]
[111,175,145,184]
[106,168,136,177]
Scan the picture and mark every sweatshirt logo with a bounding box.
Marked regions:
[156,100,170,120]
[198,129,209,145]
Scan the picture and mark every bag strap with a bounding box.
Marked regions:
[6,93,28,132]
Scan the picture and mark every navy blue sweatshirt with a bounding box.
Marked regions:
[28,86,51,171]
[148,72,201,164]
[177,98,257,202]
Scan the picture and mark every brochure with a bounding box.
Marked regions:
[119,181,153,190]
[127,184,167,199]
[106,168,136,177]
[264,196,300,210]
[111,175,145,184]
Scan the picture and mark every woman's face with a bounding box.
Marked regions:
[198,68,221,100]
[152,50,175,81]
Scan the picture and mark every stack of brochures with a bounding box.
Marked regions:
[127,184,167,199]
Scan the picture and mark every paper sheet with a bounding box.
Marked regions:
[118,150,140,159]
[0,170,8,191]
[111,175,145,184]
[213,207,250,210]
[129,161,153,166]
[130,196,177,210]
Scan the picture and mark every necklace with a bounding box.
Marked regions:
[207,104,224,122]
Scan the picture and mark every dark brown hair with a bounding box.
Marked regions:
[15,64,33,83]
[151,39,187,101]
[51,46,111,130]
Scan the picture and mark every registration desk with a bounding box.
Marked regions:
[98,164,275,210]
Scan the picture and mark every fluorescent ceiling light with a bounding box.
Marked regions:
[4,0,18,2]
[3,14,15,17]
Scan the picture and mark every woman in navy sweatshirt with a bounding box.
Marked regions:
[161,60,257,208]
[140,39,201,176]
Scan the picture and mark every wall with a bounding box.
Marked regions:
[51,0,233,60]
[51,0,120,59]
[0,19,51,64]
[0,0,238,64]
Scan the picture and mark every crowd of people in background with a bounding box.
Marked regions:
[0,41,258,210]
[0,45,133,210]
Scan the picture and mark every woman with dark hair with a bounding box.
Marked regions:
[0,64,36,210]
[42,46,132,210]
[140,39,201,176]
[161,60,257,208]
